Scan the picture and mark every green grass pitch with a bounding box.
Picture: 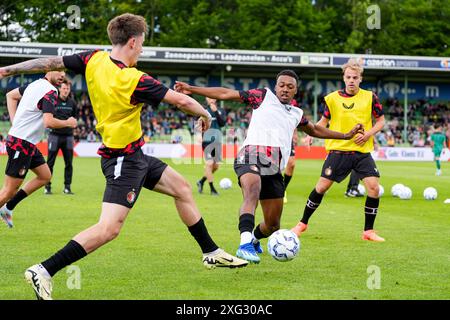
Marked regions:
[0,157,449,300]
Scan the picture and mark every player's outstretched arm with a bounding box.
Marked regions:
[162,89,212,132]
[301,121,364,140]
[0,57,65,79]
[174,81,241,101]
[303,116,328,146]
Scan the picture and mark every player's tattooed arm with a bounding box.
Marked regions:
[0,57,65,78]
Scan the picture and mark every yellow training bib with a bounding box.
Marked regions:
[324,89,374,153]
[86,51,145,148]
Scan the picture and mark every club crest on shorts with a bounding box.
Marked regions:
[324,166,332,176]
[250,165,259,172]
[19,168,27,176]
[127,191,136,204]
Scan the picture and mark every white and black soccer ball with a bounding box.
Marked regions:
[219,178,232,190]
[357,184,366,196]
[267,229,300,262]
[398,186,412,200]
[423,187,438,200]
[391,184,405,197]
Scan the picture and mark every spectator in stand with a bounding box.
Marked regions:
[387,132,395,147]
[376,131,387,146]
[86,130,96,143]
[3,86,445,146]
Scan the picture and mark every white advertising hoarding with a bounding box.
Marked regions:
[372,147,450,161]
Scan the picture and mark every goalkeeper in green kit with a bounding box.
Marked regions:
[430,124,448,176]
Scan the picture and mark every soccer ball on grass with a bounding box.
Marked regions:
[391,184,405,197]
[219,178,232,189]
[398,186,412,200]
[267,229,300,262]
[423,187,438,200]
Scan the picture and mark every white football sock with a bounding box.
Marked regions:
[240,231,252,245]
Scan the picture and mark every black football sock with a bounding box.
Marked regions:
[188,218,219,254]
[209,182,217,193]
[300,188,324,224]
[239,213,255,234]
[199,177,207,184]
[364,196,379,231]
[6,189,28,211]
[283,174,293,189]
[349,172,360,190]
[239,213,255,244]
[253,224,268,241]
[41,240,87,277]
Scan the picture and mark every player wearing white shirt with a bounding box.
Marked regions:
[0,72,77,228]
[175,70,363,263]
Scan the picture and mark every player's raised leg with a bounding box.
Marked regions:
[12,163,51,204]
[26,202,129,300]
[152,165,248,268]
[0,176,23,228]
[2,163,51,228]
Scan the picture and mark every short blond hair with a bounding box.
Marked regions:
[342,58,364,75]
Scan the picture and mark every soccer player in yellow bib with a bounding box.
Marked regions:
[292,58,386,242]
[0,13,247,300]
